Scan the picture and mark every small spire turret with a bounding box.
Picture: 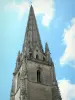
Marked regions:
[45,42,52,63]
[45,42,50,54]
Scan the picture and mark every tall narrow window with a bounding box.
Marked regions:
[36,54,39,59]
[29,52,32,58]
[43,57,45,61]
[37,70,41,83]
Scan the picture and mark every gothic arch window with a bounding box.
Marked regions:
[37,70,41,83]
[43,57,45,61]
[29,52,32,58]
[36,54,39,59]
[17,72,20,89]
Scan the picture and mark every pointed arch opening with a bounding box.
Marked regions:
[29,52,32,58]
[36,54,39,59]
[37,70,41,83]
[43,56,45,61]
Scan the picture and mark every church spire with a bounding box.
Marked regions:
[10,4,62,100]
[22,5,43,58]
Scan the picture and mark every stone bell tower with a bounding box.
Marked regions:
[10,5,62,100]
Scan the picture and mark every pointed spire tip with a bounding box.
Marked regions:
[30,4,33,9]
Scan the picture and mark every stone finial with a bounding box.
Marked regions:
[17,51,20,62]
[45,42,52,63]
[45,42,50,54]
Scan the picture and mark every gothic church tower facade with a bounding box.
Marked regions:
[10,5,62,100]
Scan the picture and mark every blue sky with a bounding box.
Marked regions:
[0,0,75,100]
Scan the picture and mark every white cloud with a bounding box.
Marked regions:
[32,0,54,26]
[5,0,54,26]
[58,79,75,100]
[60,18,75,66]
[5,1,29,20]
